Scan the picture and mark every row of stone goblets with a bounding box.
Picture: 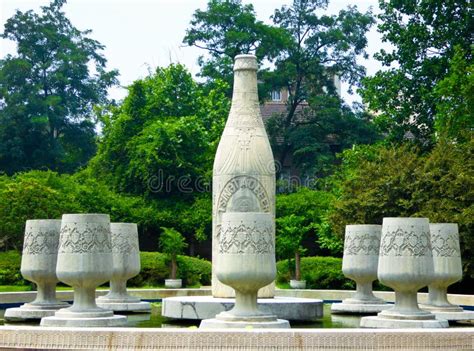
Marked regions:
[331,217,473,328]
[4,214,150,327]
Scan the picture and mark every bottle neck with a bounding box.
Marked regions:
[228,68,262,127]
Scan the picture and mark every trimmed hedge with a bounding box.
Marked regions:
[0,251,211,288]
[277,256,355,290]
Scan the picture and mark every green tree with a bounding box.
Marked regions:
[433,45,474,142]
[329,140,474,280]
[0,0,118,174]
[91,64,230,197]
[183,0,287,91]
[361,0,472,143]
[276,214,311,281]
[159,227,188,280]
[185,0,377,176]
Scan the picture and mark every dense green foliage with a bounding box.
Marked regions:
[90,64,229,198]
[329,140,474,278]
[277,256,353,290]
[0,250,211,288]
[0,170,156,250]
[0,0,118,174]
[361,0,472,143]
[185,0,379,176]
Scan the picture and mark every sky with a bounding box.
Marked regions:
[1,0,389,105]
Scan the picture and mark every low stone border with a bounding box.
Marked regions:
[0,326,473,350]
[2,289,473,308]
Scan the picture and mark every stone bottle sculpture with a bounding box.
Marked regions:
[212,54,275,299]
[4,220,69,321]
[97,222,151,312]
[331,224,388,314]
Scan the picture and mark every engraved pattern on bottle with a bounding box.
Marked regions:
[218,222,274,254]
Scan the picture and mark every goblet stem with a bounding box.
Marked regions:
[110,279,127,297]
[32,282,56,305]
[233,290,259,316]
[72,286,99,311]
[394,291,420,313]
[354,281,376,300]
[428,285,451,306]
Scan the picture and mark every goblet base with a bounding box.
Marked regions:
[216,310,277,322]
[420,303,464,312]
[200,318,290,329]
[378,307,436,320]
[96,301,151,313]
[4,301,70,321]
[331,302,391,315]
[360,315,449,328]
[40,314,127,327]
[428,310,474,322]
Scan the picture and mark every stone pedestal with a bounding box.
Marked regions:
[41,214,126,327]
[96,223,151,313]
[163,296,323,321]
[360,217,448,329]
[5,220,69,321]
[331,225,389,315]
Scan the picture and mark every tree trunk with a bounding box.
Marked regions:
[170,256,177,279]
[295,251,301,281]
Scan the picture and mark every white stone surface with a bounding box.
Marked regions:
[162,296,323,321]
[212,54,275,299]
[96,301,151,313]
[5,219,70,321]
[376,218,443,325]
[3,326,473,351]
[360,315,449,328]
[200,318,290,329]
[431,310,474,322]
[331,302,391,315]
[164,279,182,289]
[40,314,127,327]
[51,214,123,326]
[96,223,150,313]
[208,55,286,328]
[4,306,57,321]
[424,223,464,313]
[289,280,306,289]
[341,225,388,307]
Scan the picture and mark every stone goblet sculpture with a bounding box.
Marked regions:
[41,214,126,327]
[97,222,151,312]
[200,212,289,328]
[422,223,474,321]
[361,217,448,328]
[5,220,69,321]
[331,224,389,314]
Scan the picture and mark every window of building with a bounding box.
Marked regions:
[271,90,281,101]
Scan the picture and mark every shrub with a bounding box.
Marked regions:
[0,250,29,286]
[277,256,354,290]
[0,250,211,288]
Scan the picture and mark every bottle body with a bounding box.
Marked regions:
[212,55,276,298]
